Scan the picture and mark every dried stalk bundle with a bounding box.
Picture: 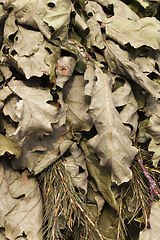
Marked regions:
[38,161,103,240]
[116,149,159,239]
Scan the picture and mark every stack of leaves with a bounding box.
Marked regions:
[1,0,160,239]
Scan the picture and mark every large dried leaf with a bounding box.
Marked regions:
[139,201,160,240]
[104,40,160,99]
[135,57,158,75]
[104,16,160,49]
[2,7,55,79]
[85,2,105,49]
[12,25,44,57]
[86,15,104,49]
[12,0,50,39]
[63,74,93,132]
[87,65,138,185]
[94,0,139,20]
[3,10,17,49]
[43,0,72,44]
[0,134,21,158]
[81,141,117,210]
[0,159,43,239]
[11,125,73,174]
[5,170,43,240]
[112,76,138,139]
[4,78,61,138]
[11,44,50,79]
[0,159,19,228]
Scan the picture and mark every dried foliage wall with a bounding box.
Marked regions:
[1,0,160,239]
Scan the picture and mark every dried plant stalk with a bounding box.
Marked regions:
[38,161,103,240]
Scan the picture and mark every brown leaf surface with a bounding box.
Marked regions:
[87,65,138,185]
[104,40,160,99]
[5,170,43,240]
[63,74,93,132]
[5,78,62,138]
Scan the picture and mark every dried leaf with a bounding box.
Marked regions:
[85,1,108,23]
[0,0,16,10]
[74,9,88,32]
[63,74,93,131]
[5,78,61,138]
[84,64,95,96]
[146,96,160,166]
[98,204,118,239]
[12,25,44,57]
[43,0,72,44]
[12,44,50,79]
[146,95,160,143]
[135,57,158,75]
[63,142,88,194]
[105,16,160,49]
[3,10,17,49]
[86,15,104,49]
[11,125,73,174]
[81,140,117,209]
[95,0,139,20]
[5,170,43,240]
[139,201,160,240]
[137,119,150,144]
[85,2,105,49]
[112,76,138,139]
[3,95,21,122]
[0,134,21,158]
[12,0,50,39]
[104,40,160,99]
[0,159,19,228]
[87,65,138,185]
[148,140,160,167]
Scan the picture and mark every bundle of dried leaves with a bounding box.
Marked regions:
[1,0,160,239]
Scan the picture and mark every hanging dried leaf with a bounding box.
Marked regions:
[12,0,50,39]
[43,0,73,44]
[63,74,93,132]
[0,159,20,228]
[87,65,138,185]
[5,78,62,138]
[104,40,160,99]
[112,76,138,139]
[104,16,160,49]
[11,126,73,175]
[5,170,43,240]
